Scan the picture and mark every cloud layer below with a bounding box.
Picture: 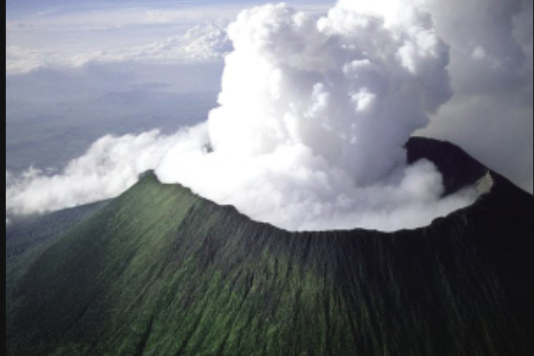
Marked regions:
[6,23,232,74]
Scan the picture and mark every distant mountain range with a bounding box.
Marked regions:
[6,137,533,356]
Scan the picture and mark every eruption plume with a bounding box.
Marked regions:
[156,1,477,231]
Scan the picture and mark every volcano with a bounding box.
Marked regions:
[6,137,533,356]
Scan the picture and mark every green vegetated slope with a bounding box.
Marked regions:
[6,201,109,311]
[6,200,108,262]
[6,138,534,356]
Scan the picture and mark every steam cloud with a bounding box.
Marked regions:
[12,0,525,231]
[155,1,477,231]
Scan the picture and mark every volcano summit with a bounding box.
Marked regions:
[6,137,534,356]
[5,1,533,355]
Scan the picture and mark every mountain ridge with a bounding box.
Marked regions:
[6,137,534,356]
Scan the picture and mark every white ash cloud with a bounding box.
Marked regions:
[9,0,529,230]
[7,0,531,192]
[155,2,478,231]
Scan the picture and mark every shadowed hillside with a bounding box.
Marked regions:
[6,137,534,356]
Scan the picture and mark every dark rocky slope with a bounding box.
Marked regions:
[6,137,533,356]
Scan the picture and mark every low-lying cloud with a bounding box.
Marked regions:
[6,130,180,217]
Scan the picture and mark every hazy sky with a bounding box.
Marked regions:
[5,0,533,227]
[6,1,329,72]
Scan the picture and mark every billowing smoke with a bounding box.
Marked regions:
[9,0,504,231]
[155,2,478,231]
